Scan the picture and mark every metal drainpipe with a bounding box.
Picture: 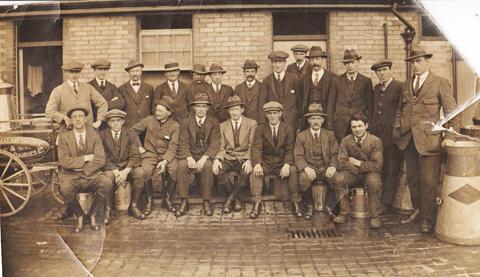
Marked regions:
[383,23,388,59]
[392,2,416,79]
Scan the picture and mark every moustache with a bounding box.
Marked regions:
[312,63,322,67]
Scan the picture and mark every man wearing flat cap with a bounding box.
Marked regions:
[393,48,459,233]
[187,64,210,108]
[299,46,336,131]
[294,104,339,220]
[213,95,257,213]
[250,101,301,218]
[234,59,266,124]
[57,106,113,232]
[205,63,233,123]
[153,60,189,122]
[329,49,374,142]
[88,59,125,123]
[369,59,403,213]
[287,44,311,79]
[118,60,154,128]
[131,96,179,215]
[263,50,302,131]
[100,109,146,221]
[46,61,108,130]
[176,93,220,217]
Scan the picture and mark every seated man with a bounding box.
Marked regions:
[57,106,113,232]
[294,104,339,220]
[176,93,220,217]
[332,112,383,228]
[131,97,179,215]
[213,95,257,213]
[250,101,301,218]
[100,109,146,222]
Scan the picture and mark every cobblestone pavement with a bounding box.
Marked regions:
[2,190,480,277]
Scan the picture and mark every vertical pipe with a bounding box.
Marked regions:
[383,23,388,59]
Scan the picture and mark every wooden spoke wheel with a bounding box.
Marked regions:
[50,168,64,204]
[29,165,57,196]
[0,150,32,217]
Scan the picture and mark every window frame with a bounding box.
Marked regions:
[419,14,446,41]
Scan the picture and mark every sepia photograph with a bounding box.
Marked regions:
[0,0,479,276]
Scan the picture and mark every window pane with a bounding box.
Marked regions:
[140,14,192,29]
[158,35,174,51]
[158,52,173,65]
[421,15,443,37]
[273,12,327,35]
[175,35,191,51]
[141,35,157,51]
[142,52,158,68]
[175,51,192,67]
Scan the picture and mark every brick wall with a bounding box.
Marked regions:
[0,20,16,87]
[192,12,273,87]
[62,16,137,87]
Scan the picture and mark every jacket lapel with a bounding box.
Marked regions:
[341,74,353,102]
[319,130,330,164]
[275,123,285,150]
[203,117,213,142]
[188,117,197,144]
[270,75,279,100]
[238,118,248,146]
[118,128,128,161]
[225,121,235,148]
[416,73,434,100]
[66,131,77,156]
[265,124,276,148]
[126,84,140,105]
[104,129,119,160]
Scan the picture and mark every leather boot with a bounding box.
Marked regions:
[293,201,303,218]
[89,194,100,231]
[333,196,349,224]
[203,200,213,216]
[161,178,176,212]
[249,201,262,219]
[175,199,189,217]
[129,188,146,220]
[102,192,113,225]
[56,203,73,221]
[72,202,84,233]
[223,193,235,213]
[304,203,314,220]
[144,183,153,215]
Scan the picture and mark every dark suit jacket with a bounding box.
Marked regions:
[100,127,140,171]
[369,79,402,147]
[118,81,154,127]
[205,84,233,123]
[153,80,189,121]
[57,127,105,179]
[393,72,460,156]
[234,80,266,124]
[300,69,337,130]
[251,122,295,170]
[263,72,302,131]
[177,115,220,160]
[88,79,125,111]
[338,133,383,175]
[287,62,312,80]
[294,128,339,172]
[330,73,374,141]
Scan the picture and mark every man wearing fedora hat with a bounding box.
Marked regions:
[57,106,113,232]
[299,46,336,131]
[263,50,302,131]
[286,44,311,79]
[250,101,301,218]
[294,103,339,220]
[330,49,374,142]
[187,63,210,107]
[205,63,233,123]
[234,59,266,124]
[100,109,147,221]
[213,95,257,213]
[393,48,459,233]
[153,60,189,122]
[176,93,220,217]
[118,60,154,128]
[46,61,108,130]
[369,59,403,213]
[131,97,179,215]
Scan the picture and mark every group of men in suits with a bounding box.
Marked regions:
[49,44,459,234]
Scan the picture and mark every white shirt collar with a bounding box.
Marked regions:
[274,70,286,81]
[195,115,206,126]
[296,60,306,69]
[347,71,358,81]
[381,77,394,90]
[111,129,121,137]
[414,70,429,88]
[67,80,78,89]
[130,80,141,92]
[96,78,106,87]
[73,129,87,144]
[231,116,243,127]
[355,132,368,143]
[168,80,178,88]
[312,68,325,82]
[246,79,256,88]
[269,122,280,129]
[212,82,222,91]
[310,127,321,137]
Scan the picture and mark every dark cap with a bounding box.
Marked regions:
[224,95,245,109]
[305,103,327,117]
[241,59,260,69]
[290,44,309,53]
[208,63,226,74]
[125,60,144,72]
[371,59,393,71]
[268,51,289,61]
[192,64,208,74]
[62,62,84,72]
[154,96,175,112]
[66,106,89,117]
[263,101,283,112]
[105,109,127,120]
[91,59,111,70]
[341,49,362,63]
[190,93,211,106]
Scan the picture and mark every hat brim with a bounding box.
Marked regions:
[224,102,245,109]
[263,108,282,112]
[161,67,181,72]
[190,101,211,106]
[209,70,226,74]
[192,70,208,74]
[67,107,89,117]
[371,63,392,71]
[106,115,125,120]
[241,65,260,69]
[63,67,83,72]
[305,112,327,117]
[341,56,362,63]
[404,53,433,61]
[124,63,144,71]
[307,53,328,59]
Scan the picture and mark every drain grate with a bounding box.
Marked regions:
[287,227,341,239]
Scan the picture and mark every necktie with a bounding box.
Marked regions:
[314,132,319,141]
[198,119,203,126]
[413,76,420,96]
[216,84,220,93]
[272,126,277,144]
[78,134,86,153]
[73,83,79,95]
[356,138,362,148]
[276,73,281,81]
[297,64,301,71]
[114,131,119,142]
[172,82,176,95]
[234,121,239,133]
[247,82,252,90]
[313,73,320,86]
[100,81,105,90]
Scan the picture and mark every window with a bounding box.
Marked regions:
[420,14,444,40]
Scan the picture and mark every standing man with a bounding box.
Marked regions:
[300,46,336,130]
[118,60,154,128]
[286,44,311,79]
[153,60,189,122]
[332,113,383,229]
[213,96,257,213]
[187,64,210,107]
[131,97,179,215]
[393,49,459,233]
[234,59,266,124]
[100,109,146,221]
[330,49,374,142]
[45,62,107,129]
[57,106,112,232]
[206,63,233,122]
[294,104,339,220]
[176,93,220,217]
[369,59,403,213]
[263,51,302,131]
[250,101,301,218]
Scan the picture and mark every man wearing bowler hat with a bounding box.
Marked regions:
[153,60,189,121]
[369,59,403,213]
[330,49,374,142]
[250,101,301,218]
[294,104,339,220]
[100,109,146,222]
[187,64,210,107]
[393,48,459,233]
[205,63,233,123]
[118,60,154,128]
[46,61,108,130]
[132,97,179,215]
[234,59,266,124]
[299,46,336,131]
[263,51,302,131]
[213,95,257,213]
[286,44,311,79]
[176,93,220,217]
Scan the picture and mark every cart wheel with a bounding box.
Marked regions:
[50,169,64,204]
[0,150,32,217]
